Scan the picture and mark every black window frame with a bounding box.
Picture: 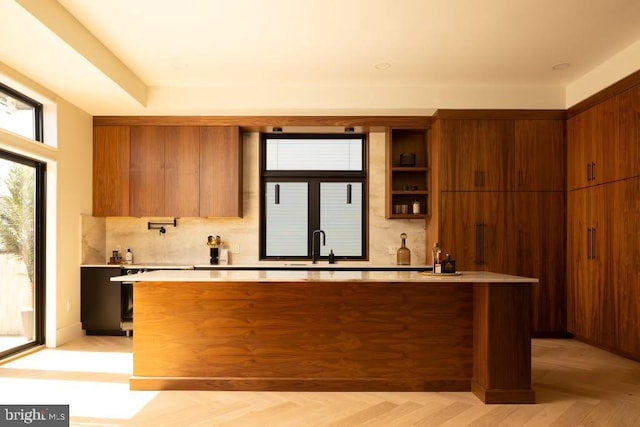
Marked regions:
[0,149,47,360]
[0,82,44,142]
[259,133,368,261]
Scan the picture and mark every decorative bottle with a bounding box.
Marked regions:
[432,242,442,273]
[397,233,411,265]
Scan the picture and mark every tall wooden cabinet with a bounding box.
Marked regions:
[433,113,566,335]
[567,83,640,361]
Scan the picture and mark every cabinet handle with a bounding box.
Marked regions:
[517,170,522,186]
[587,228,591,259]
[591,162,596,181]
[481,171,486,187]
[591,227,596,259]
[475,223,483,264]
[474,171,480,187]
[587,163,592,181]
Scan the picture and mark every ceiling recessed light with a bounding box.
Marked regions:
[552,63,571,71]
[375,63,391,70]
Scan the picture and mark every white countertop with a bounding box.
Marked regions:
[110,269,538,283]
[84,262,430,270]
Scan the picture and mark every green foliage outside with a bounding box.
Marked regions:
[0,163,35,286]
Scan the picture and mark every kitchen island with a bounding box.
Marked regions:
[112,270,537,404]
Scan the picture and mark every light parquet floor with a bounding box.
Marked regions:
[0,336,639,426]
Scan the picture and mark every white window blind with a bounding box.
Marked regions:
[320,183,362,257]
[265,182,308,256]
[266,139,363,171]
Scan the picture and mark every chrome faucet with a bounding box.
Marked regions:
[311,229,326,264]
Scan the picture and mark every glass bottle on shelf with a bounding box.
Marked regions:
[396,233,411,265]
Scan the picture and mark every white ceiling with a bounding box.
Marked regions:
[2,0,640,115]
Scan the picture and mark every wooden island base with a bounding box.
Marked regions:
[130,275,534,404]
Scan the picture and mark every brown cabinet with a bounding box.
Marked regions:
[441,191,566,334]
[567,186,615,348]
[440,192,515,274]
[616,86,640,181]
[514,192,566,333]
[93,126,130,216]
[439,119,564,192]
[386,128,429,218]
[514,120,565,191]
[439,120,513,191]
[567,97,617,190]
[200,126,242,217]
[611,178,640,358]
[130,126,200,217]
[93,124,242,217]
[569,178,640,360]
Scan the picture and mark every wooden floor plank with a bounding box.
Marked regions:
[0,336,639,426]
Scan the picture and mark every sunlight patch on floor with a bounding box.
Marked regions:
[0,377,158,420]
[3,348,132,375]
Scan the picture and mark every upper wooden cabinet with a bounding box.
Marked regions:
[616,85,640,182]
[130,126,201,217]
[567,97,618,189]
[93,125,242,217]
[514,120,565,191]
[385,128,429,218]
[200,126,242,217]
[568,96,622,190]
[438,118,564,192]
[439,120,513,191]
[93,126,130,216]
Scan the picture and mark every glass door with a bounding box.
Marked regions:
[0,150,44,357]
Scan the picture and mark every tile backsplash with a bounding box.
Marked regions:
[81,132,427,265]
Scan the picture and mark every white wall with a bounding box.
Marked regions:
[0,63,93,348]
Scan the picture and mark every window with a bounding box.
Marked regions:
[0,83,43,142]
[0,149,46,359]
[260,134,367,260]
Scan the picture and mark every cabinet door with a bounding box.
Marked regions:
[611,178,640,358]
[165,126,200,217]
[589,98,617,186]
[130,127,165,217]
[567,112,590,190]
[440,120,513,191]
[440,192,514,273]
[93,126,130,216]
[514,120,565,191]
[80,267,123,334]
[568,99,617,189]
[567,187,614,346]
[515,192,566,333]
[200,126,243,217]
[617,86,640,181]
[567,190,589,334]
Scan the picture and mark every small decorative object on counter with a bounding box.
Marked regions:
[125,248,133,265]
[207,235,223,265]
[412,200,421,214]
[442,254,456,274]
[397,233,411,265]
[109,250,122,265]
[328,249,336,264]
[432,242,442,273]
[219,248,229,265]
